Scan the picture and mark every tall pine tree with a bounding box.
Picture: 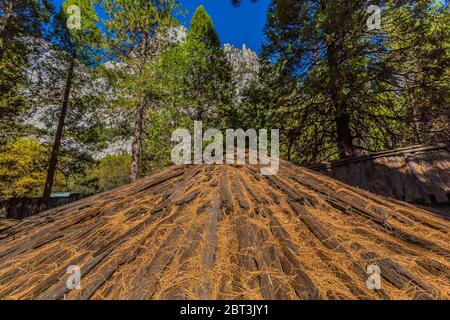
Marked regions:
[98,0,179,182]
[41,0,102,207]
[256,0,448,162]
[155,6,232,124]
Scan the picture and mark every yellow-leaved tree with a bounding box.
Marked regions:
[0,138,48,199]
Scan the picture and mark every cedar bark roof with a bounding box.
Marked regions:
[0,219,18,233]
[0,161,449,300]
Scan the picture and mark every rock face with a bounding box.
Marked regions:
[0,160,448,300]
[224,44,260,102]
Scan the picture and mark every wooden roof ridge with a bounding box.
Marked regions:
[308,140,450,170]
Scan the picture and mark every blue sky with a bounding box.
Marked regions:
[177,0,270,52]
[51,0,271,53]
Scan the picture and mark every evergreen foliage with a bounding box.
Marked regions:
[0,0,448,199]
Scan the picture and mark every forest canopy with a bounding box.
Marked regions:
[0,0,448,200]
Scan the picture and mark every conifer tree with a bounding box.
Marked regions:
[41,0,102,207]
[154,5,232,128]
[97,0,179,182]
[255,0,449,162]
[188,5,220,48]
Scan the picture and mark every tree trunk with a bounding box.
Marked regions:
[130,97,146,183]
[327,43,354,159]
[324,11,355,159]
[41,54,76,209]
[313,45,320,68]
[410,91,422,144]
[335,112,354,159]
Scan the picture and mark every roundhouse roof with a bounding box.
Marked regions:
[0,161,448,300]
